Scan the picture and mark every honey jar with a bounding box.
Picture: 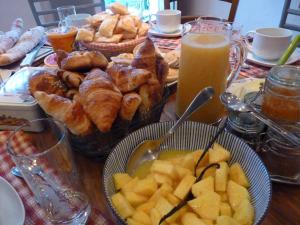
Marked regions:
[261,65,300,124]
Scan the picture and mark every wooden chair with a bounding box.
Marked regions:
[279,0,300,32]
[27,0,106,27]
[164,0,240,22]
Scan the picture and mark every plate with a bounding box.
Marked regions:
[0,177,25,225]
[246,48,300,67]
[44,53,58,67]
[148,23,192,38]
[103,121,272,225]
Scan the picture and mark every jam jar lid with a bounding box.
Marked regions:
[267,65,300,88]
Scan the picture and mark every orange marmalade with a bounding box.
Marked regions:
[261,66,300,123]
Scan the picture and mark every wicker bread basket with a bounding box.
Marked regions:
[78,36,147,58]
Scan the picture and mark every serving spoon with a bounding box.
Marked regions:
[126,87,215,176]
[220,92,300,146]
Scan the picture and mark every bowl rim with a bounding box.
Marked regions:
[103,121,272,225]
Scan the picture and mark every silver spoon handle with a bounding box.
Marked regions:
[248,108,300,146]
[165,87,215,138]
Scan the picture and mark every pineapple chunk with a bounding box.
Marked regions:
[153,172,173,186]
[166,205,188,223]
[127,218,141,225]
[123,191,148,207]
[175,166,193,180]
[227,180,250,210]
[111,192,134,219]
[220,202,232,216]
[155,197,174,216]
[173,174,196,199]
[209,143,230,163]
[188,191,221,220]
[229,163,250,188]
[215,162,229,192]
[149,183,173,203]
[216,215,241,225]
[169,223,180,225]
[196,166,216,178]
[192,176,214,197]
[113,173,132,190]
[151,160,176,179]
[166,193,181,205]
[181,153,195,171]
[136,201,156,214]
[121,177,139,194]
[233,199,254,225]
[193,149,209,168]
[132,210,152,225]
[216,191,228,202]
[202,219,215,225]
[150,208,162,225]
[181,212,207,225]
[134,177,158,196]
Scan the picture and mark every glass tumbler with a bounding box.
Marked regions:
[7,118,91,225]
[57,5,76,26]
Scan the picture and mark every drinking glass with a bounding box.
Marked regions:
[7,118,91,225]
[176,17,245,124]
[57,5,76,27]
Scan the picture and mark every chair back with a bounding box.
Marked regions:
[280,0,300,32]
[27,0,105,27]
[164,0,239,22]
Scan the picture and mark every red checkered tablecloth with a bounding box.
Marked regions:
[0,131,113,225]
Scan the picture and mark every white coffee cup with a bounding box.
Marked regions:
[246,27,292,60]
[65,13,91,27]
[150,10,181,33]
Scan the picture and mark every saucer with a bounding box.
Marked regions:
[148,23,192,38]
[246,48,300,67]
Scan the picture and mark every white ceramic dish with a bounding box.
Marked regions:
[246,48,300,67]
[148,23,192,38]
[0,177,25,225]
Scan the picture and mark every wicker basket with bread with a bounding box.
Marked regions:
[29,38,169,159]
[76,2,149,58]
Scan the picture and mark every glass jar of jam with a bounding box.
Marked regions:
[261,65,300,123]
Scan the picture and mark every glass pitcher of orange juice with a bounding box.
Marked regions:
[176,18,245,124]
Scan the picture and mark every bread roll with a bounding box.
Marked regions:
[108,2,129,15]
[120,92,142,121]
[98,14,119,38]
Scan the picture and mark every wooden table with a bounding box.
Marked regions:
[75,94,300,225]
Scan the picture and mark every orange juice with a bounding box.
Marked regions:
[47,27,77,52]
[176,33,230,123]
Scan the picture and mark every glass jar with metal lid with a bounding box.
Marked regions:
[261,65,300,124]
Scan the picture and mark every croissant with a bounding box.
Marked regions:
[131,37,157,79]
[34,91,93,136]
[138,78,163,118]
[57,70,85,88]
[79,69,123,133]
[119,92,142,121]
[56,50,108,71]
[107,64,151,93]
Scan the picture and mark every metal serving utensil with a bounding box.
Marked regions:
[126,87,215,176]
[220,92,300,146]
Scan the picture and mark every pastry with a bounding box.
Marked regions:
[0,26,44,66]
[94,33,123,43]
[65,89,79,99]
[119,92,142,121]
[75,28,95,42]
[34,91,93,136]
[29,71,67,96]
[98,14,119,38]
[107,64,151,93]
[111,53,134,65]
[86,12,109,28]
[167,68,179,83]
[108,2,129,15]
[57,50,108,71]
[116,15,137,34]
[138,22,149,37]
[79,68,123,133]
[0,18,24,54]
[57,70,85,88]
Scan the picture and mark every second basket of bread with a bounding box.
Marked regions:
[77,2,149,58]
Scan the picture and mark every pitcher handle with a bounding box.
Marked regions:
[226,40,247,87]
